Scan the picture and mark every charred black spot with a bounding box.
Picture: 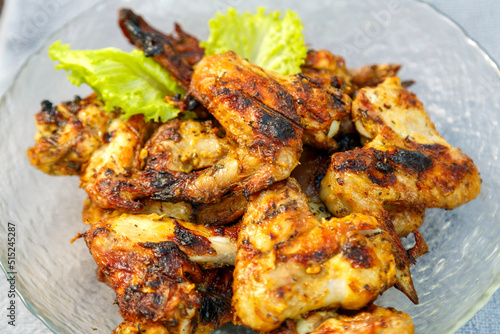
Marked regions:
[139,240,202,282]
[368,172,397,187]
[336,133,362,152]
[314,173,325,192]
[334,158,367,172]
[148,170,179,192]
[103,131,114,143]
[330,76,344,89]
[262,200,298,221]
[296,73,322,86]
[218,87,231,96]
[146,279,161,290]
[41,100,53,112]
[123,18,165,57]
[375,161,394,173]
[342,242,373,269]
[173,222,215,255]
[141,240,178,256]
[199,293,231,324]
[91,227,109,238]
[187,96,200,110]
[389,148,433,173]
[258,111,297,141]
[276,90,297,114]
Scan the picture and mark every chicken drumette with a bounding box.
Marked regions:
[233,178,402,332]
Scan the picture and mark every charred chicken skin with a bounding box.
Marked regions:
[143,52,303,204]
[27,94,118,176]
[84,214,236,333]
[79,115,152,210]
[233,178,399,332]
[320,77,482,237]
[320,77,481,303]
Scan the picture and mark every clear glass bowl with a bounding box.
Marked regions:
[1,0,499,333]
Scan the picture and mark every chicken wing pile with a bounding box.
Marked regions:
[27,8,481,334]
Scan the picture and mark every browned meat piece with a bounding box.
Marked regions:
[119,8,204,90]
[320,77,481,303]
[275,71,351,151]
[321,77,481,236]
[27,94,117,175]
[84,214,236,333]
[79,115,153,211]
[141,118,231,174]
[270,305,414,334]
[349,63,401,88]
[301,49,355,94]
[233,178,400,332]
[82,197,193,225]
[138,52,303,204]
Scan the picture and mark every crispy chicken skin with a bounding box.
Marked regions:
[79,115,250,221]
[119,9,204,90]
[27,94,117,175]
[233,178,398,332]
[320,77,481,304]
[85,213,239,266]
[141,119,231,174]
[80,115,152,210]
[320,77,482,236]
[349,64,401,89]
[84,214,235,333]
[82,197,193,225]
[272,305,414,334]
[142,52,303,204]
[301,50,354,95]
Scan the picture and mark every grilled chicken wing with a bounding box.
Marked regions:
[119,9,204,90]
[85,213,239,266]
[79,115,152,210]
[349,64,401,89]
[320,77,481,303]
[233,178,399,332]
[272,305,414,334]
[120,11,351,151]
[84,214,235,333]
[80,114,251,219]
[301,50,354,94]
[320,77,482,236]
[140,52,303,203]
[27,94,117,175]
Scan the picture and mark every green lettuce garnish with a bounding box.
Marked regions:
[201,7,307,76]
[48,41,185,122]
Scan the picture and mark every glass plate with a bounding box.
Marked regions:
[1,0,499,333]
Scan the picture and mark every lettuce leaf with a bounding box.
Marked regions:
[201,7,307,76]
[48,41,185,122]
